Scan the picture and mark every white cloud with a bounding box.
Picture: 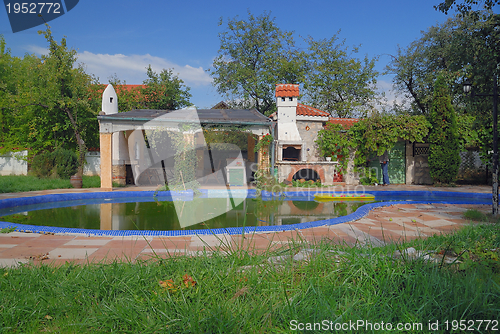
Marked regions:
[25,45,212,87]
[25,45,49,56]
[76,51,213,87]
[376,79,407,110]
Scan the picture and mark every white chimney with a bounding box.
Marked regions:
[101,84,129,165]
[276,84,302,142]
[102,84,118,115]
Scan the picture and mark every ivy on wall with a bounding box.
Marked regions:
[316,114,430,170]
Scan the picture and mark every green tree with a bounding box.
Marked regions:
[105,69,192,113]
[141,65,192,110]
[435,0,499,15]
[303,35,379,118]
[9,25,99,176]
[0,36,17,149]
[386,15,472,115]
[385,13,500,156]
[209,11,305,116]
[428,74,461,183]
[386,13,498,114]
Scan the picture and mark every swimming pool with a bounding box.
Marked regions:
[0,190,492,236]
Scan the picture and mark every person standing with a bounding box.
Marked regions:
[379,150,390,186]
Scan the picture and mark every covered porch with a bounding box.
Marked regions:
[97,106,272,190]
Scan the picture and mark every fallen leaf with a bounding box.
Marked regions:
[182,274,196,288]
[159,279,176,291]
[44,315,53,320]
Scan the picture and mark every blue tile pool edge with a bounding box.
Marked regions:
[0,190,492,237]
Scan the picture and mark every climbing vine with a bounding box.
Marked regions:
[167,124,199,191]
[254,133,273,153]
[203,126,250,151]
[316,114,430,171]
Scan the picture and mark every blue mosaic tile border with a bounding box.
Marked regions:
[0,190,492,237]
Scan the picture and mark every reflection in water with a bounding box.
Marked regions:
[0,198,369,232]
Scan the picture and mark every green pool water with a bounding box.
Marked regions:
[0,197,368,231]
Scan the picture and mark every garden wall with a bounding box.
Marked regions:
[0,151,28,175]
[0,151,101,176]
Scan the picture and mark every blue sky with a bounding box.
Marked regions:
[0,0,456,109]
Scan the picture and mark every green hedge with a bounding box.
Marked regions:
[31,148,78,179]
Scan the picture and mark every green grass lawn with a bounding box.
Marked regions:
[0,221,499,333]
[0,175,101,193]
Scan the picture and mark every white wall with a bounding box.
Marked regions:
[0,151,101,176]
[0,151,28,175]
[84,151,101,176]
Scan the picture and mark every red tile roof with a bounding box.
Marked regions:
[275,84,300,97]
[95,84,147,94]
[296,103,330,117]
[115,85,147,93]
[328,117,359,129]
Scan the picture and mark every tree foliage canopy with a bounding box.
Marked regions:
[386,12,499,157]
[141,66,192,110]
[0,26,100,177]
[0,26,193,176]
[209,11,304,116]
[302,36,379,118]
[386,14,499,115]
[435,0,499,15]
[209,11,380,117]
[107,67,192,113]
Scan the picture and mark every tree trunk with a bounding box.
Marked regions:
[63,107,86,177]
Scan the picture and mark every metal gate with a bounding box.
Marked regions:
[367,141,406,184]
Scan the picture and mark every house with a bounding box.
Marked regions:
[96,83,433,189]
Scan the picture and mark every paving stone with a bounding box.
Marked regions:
[49,247,99,259]
[65,239,112,246]
[0,258,29,267]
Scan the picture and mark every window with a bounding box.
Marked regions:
[289,97,293,101]
[281,97,285,102]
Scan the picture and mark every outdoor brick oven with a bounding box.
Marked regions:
[273,84,354,185]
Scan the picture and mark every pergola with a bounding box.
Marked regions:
[97,107,272,190]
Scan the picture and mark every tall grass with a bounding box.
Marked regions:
[0,222,499,333]
[0,175,101,193]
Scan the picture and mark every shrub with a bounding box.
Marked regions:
[359,168,379,185]
[31,148,78,179]
[30,151,55,178]
[53,148,78,179]
[428,74,460,184]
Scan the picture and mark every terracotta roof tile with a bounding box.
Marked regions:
[328,118,359,129]
[94,84,146,94]
[296,103,330,117]
[275,84,300,97]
